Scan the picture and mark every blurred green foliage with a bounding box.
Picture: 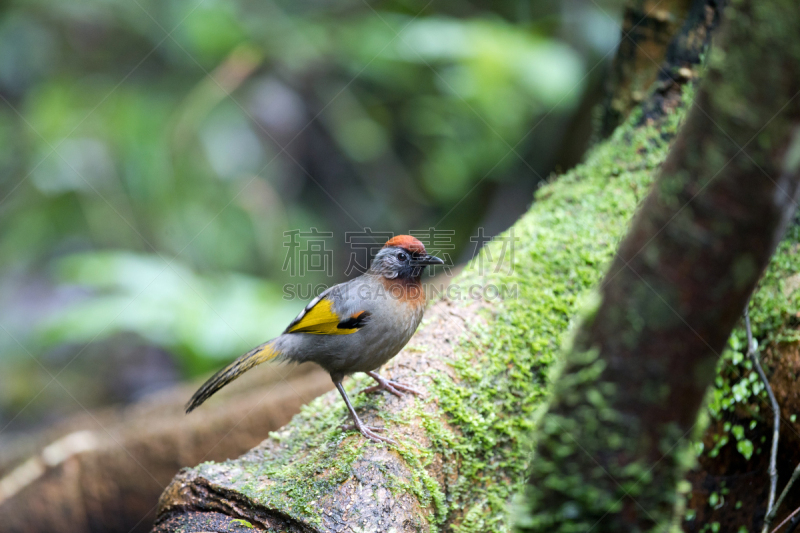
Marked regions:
[40,252,301,372]
[0,0,616,424]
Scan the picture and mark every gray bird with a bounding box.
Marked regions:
[186,235,444,443]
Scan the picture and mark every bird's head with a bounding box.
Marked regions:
[368,235,444,280]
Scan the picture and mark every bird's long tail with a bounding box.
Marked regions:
[185,340,280,413]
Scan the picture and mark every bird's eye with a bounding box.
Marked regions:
[397,252,408,262]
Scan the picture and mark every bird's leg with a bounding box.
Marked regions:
[360,371,423,398]
[333,379,396,444]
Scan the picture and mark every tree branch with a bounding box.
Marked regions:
[770,464,800,533]
[746,307,782,533]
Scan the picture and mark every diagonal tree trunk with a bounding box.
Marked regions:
[599,0,694,137]
[519,0,800,530]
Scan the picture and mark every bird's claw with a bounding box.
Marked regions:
[360,376,423,398]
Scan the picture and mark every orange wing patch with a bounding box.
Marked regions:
[337,311,371,330]
[286,298,360,335]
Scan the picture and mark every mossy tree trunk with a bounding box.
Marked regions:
[151,1,800,532]
[519,0,800,531]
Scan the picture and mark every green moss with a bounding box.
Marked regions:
[406,108,680,532]
[193,392,371,526]
[701,223,800,463]
[418,103,688,532]
[688,234,800,532]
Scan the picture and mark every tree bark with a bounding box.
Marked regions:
[599,0,693,137]
[519,0,800,530]
[600,0,728,137]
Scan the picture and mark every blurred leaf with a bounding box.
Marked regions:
[40,252,303,373]
[178,2,248,63]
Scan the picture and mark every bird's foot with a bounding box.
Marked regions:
[341,422,396,444]
[360,372,423,398]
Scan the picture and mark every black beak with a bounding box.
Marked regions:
[411,254,445,266]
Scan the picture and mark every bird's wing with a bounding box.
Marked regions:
[285,282,371,335]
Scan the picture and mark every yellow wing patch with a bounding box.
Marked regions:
[286,298,358,335]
